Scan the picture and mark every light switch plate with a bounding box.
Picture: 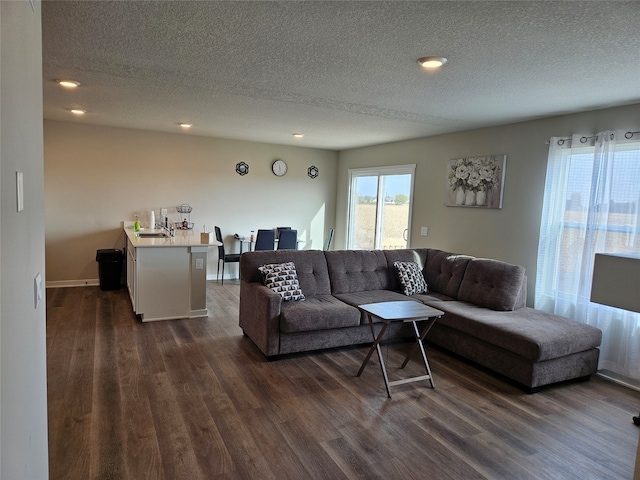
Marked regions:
[421,227,429,236]
[34,272,43,308]
[16,171,24,212]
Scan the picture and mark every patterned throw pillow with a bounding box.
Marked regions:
[394,261,428,296]
[258,262,305,301]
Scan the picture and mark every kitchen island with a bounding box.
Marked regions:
[124,226,212,322]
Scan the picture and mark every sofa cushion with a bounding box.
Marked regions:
[457,258,525,311]
[394,261,428,295]
[325,250,391,294]
[258,262,305,301]
[423,249,473,298]
[279,295,361,333]
[431,302,602,362]
[413,291,457,303]
[383,249,429,292]
[240,250,331,296]
[333,290,420,324]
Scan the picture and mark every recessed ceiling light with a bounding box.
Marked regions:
[57,79,81,88]
[179,123,192,129]
[68,108,86,115]
[293,133,304,139]
[418,56,448,69]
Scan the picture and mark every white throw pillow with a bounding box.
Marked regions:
[258,262,305,301]
[394,261,428,296]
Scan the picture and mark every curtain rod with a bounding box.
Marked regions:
[545,131,640,145]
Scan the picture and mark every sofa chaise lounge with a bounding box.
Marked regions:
[239,248,602,392]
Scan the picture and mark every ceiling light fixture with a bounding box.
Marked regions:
[293,133,304,139]
[68,108,86,115]
[179,123,193,129]
[57,79,81,88]
[418,56,448,69]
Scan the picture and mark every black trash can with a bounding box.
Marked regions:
[96,249,123,290]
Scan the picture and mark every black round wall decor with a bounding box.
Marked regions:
[236,162,249,176]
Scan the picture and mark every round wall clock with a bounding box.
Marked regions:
[271,159,288,177]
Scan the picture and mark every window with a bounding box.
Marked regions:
[536,130,640,380]
[346,165,415,250]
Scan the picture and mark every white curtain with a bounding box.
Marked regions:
[536,130,640,380]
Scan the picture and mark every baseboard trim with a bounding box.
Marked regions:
[49,275,230,287]
[46,279,100,288]
[206,274,239,282]
[596,370,640,393]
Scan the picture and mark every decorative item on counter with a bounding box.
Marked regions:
[176,203,194,229]
[149,210,155,229]
[250,230,255,242]
[134,214,140,232]
[200,225,214,244]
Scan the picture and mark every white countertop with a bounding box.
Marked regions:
[124,226,220,248]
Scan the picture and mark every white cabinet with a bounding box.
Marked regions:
[125,228,208,322]
[126,237,136,307]
[134,246,190,321]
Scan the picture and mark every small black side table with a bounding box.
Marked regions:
[356,301,444,398]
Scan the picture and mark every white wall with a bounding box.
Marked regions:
[45,102,640,298]
[44,121,338,284]
[336,103,640,305]
[1,1,50,478]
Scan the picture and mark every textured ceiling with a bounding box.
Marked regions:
[42,1,640,150]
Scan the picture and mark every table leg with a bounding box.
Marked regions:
[400,317,437,368]
[357,309,441,398]
[357,316,389,377]
[376,338,393,398]
[400,320,435,388]
[356,316,394,398]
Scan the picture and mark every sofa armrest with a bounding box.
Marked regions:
[515,275,528,309]
[239,280,283,357]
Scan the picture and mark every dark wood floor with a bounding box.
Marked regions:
[47,281,640,479]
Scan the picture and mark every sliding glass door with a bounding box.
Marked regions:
[347,165,415,250]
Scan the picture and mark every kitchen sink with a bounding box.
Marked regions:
[137,232,168,238]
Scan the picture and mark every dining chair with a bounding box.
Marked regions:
[254,229,275,251]
[277,229,297,250]
[215,226,241,285]
[276,226,291,239]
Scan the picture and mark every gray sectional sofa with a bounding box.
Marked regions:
[239,248,602,392]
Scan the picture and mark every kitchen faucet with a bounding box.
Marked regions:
[157,222,175,237]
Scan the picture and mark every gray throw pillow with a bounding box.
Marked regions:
[394,261,428,296]
[258,262,305,301]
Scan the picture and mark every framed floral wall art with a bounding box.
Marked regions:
[445,155,507,209]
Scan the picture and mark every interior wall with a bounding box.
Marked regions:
[335,103,640,306]
[1,1,50,478]
[44,120,338,284]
